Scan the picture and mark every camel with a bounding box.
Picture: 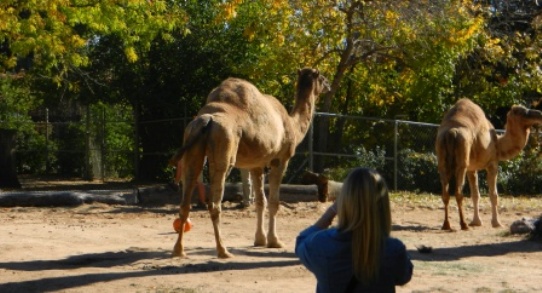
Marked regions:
[169,68,330,258]
[301,170,342,202]
[532,98,542,110]
[435,98,542,231]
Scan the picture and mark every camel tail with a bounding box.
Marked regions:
[440,129,465,193]
[439,129,461,180]
[443,131,458,178]
[168,115,213,167]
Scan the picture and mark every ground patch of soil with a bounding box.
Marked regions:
[1,178,541,292]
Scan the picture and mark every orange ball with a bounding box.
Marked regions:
[173,218,192,233]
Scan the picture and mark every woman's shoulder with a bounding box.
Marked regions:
[308,227,349,241]
[383,237,407,254]
[300,227,351,248]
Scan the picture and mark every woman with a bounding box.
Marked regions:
[295,167,413,292]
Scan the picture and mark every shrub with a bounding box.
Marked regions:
[396,149,440,193]
[499,150,542,195]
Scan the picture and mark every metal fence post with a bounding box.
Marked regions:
[84,105,91,180]
[45,108,49,173]
[101,106,106,181]
[309,123,313,171]
[133,103,140,180]
[394,119,398,191]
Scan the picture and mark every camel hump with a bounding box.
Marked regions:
[441,98,493,131]
[206,78,261,109]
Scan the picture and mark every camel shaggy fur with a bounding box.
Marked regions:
[301,170,342,202]
[169,68,330,258]
[532,98,542,111]
[435,98,542,230]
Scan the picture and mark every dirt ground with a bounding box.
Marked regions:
[1,179,542,293]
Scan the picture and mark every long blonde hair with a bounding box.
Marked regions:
[336,167,392,284]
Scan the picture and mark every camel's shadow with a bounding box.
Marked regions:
[0,246,300,292]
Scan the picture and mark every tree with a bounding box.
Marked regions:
[0,0,187,186]
[454,0,542,127]
[238,1,481,171]
[170,1,485,172]
[74,0,268,180]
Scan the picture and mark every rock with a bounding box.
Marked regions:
[533,217,542,236]
[510,217,537,234]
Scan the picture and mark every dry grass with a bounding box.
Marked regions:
[390,191,542,214]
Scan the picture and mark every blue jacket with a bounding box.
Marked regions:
[295,225,413,293]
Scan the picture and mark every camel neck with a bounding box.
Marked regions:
[496,128,530,161]
[290,92,316,142]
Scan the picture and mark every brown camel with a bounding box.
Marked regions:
[301,170,342,202]
[532,98,542,110]
[169,68,330,258]
[435,98,542,231]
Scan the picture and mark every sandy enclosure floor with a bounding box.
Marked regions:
[1,185,542,293]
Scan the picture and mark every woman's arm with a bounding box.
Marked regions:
[295,202,338,269]
[391,241,413,286]
[314,202,337,228]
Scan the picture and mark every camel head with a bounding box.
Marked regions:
[297,68,330,98]
[301,170,330,202]
[532,98,542,111]
[506,105,542,131]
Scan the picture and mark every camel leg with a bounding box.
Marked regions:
[467,171,482,226]
[486,164,502,228]
[240,169,253,206]
[440,182,452,230]
[439,165,452,230]
[251,168,267,246]
[455,168,469,230]
[172,202,191,257]
[208,165,233,258]
[266,160,286,248]
[172,148,207,257]
[172,170,197,257]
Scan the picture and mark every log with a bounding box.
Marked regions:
[0,183,319,207]
[135,183,319,205]
[0,190,135,207]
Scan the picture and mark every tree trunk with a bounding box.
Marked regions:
[315,60,350,172]
[0,129,21,188]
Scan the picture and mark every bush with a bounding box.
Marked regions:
[325,146,388,181]
[396,149,440,193]
[16,125,57,174]
[499,150,542,195]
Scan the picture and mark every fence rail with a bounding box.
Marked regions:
[11,109,542,194]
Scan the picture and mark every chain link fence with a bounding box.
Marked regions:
[15,105,136,180]
[291,113,441,192]
[13,110,542,194]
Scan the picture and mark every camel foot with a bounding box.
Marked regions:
[217,250,234,259]
[254,233,267,247]
[267,238,285,249]
[469,219,482,227]
[254,238,267,247]
[441,221,452,231]
[172,246,186,258]
[460,222,469,231]
[491,220,503,228]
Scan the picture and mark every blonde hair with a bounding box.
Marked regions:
[336,167,392,284]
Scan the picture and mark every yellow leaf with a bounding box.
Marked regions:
[124,47,139,62]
